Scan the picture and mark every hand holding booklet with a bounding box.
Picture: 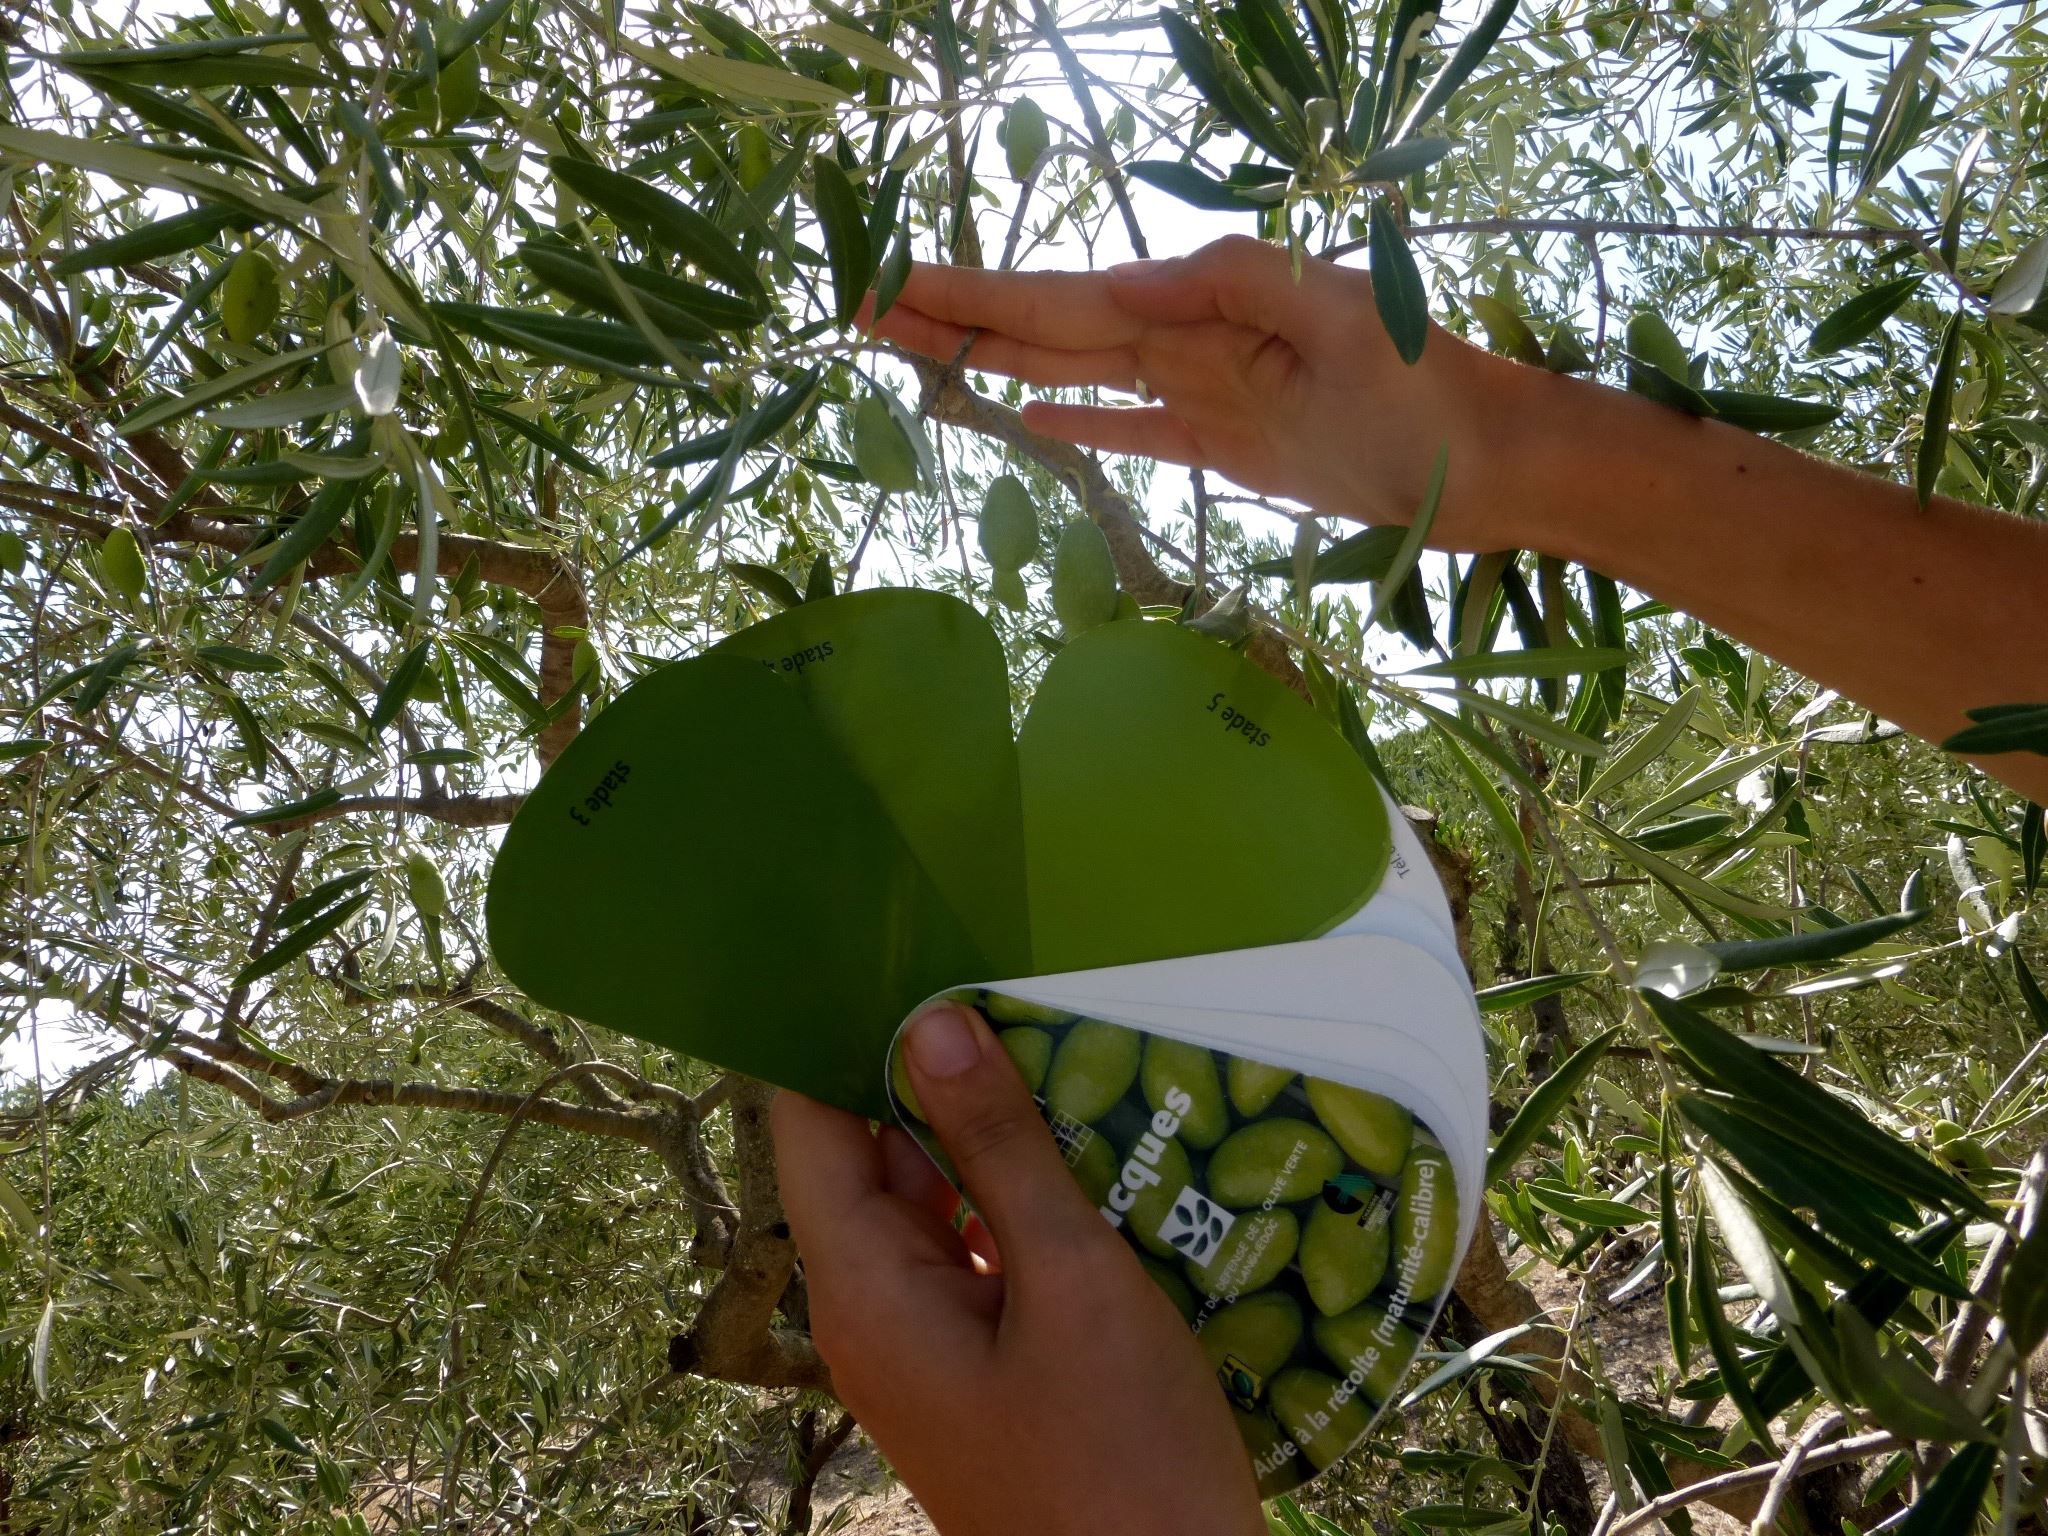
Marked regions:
[486,588,1487,1497]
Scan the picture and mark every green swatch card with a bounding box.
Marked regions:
[489,591,1395,1115]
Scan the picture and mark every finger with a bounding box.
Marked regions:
[771,1092,956,1275]
[1018,401,1210,467]
[880,1124,964,1224]
[1109,235,1339,347]
[898,1003,1111,1267]
[869,301,1140,391]
[884,262,1143,350]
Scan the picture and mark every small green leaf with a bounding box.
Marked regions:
[2013,949,2048,1035]
[1488,1026,1623,1184]
[1368,201,1428,364]
[118,341,334,436]
[812,154,875,326]
[1807,273,1924,356]
[1581,686,1702,802]
[1916,310,1963,509]
[234,892,371,987]
[369,642,433,735]
[1701,390,1841,435]
[548,154,765,299]
[1941,703,2048,756]
[194,644,288,674]
[1351,136,1453,183]
[227,788,344,830]
[1690,1200,1778,1452]
[1406,645,1627,683]
[1895,1443,1995,1536]
[1701,907,1928,972]
[1473,972,1599,1014]
[728,561,805,611]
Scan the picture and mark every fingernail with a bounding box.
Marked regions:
[1108,258,1166,279]
[907,1004,981,1080]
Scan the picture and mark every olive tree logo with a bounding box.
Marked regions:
[1158,1187,1234,1262]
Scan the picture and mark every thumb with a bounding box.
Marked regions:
[901,1002,1108,1266]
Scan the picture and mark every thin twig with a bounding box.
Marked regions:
[1608,1431,1899,1535]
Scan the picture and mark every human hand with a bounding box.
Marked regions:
[771,1001,1266,1536]
[864,234,1527,550]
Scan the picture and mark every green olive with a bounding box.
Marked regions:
[1140,1036,1229,1150]
[1120,1133,1194,1259]
[1299,1193,1392,1317]
[1267,1366,1375,1470]
[1050,518,1118,633]
[221,247,281,347]
[1140,1255,1198,1322]
[1305,1078,1413,1182]
[1207,1119,1344,1208]
[997,1027,1053,1095]
[100,526,145,601]
[1228,1058,1297,1118]
[1002,98,1051,183]
[1045,1020,1141,1124]
[1310,1301,1420,1407]
[1392,1135,1460,1300]
[1186,1209,1298,1299]
[978,473,1040,570]
[1196,1290,1303,1386]
[851,394,920,492]
[982,992,1072,1028]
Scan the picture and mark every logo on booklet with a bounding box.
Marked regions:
[1158,1187,1234,1262]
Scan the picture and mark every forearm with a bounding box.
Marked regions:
[1462,349,2048,803]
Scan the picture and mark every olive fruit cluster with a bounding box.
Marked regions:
[888,989,1464,1496]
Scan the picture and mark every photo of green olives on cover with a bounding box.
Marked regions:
[886,989,1463,1497]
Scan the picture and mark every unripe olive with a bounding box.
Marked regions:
[1228,1058,1296,1118]
[0,529,25,575]
[101,526,145,601]
[1003,98,1051,183]
[1196,1290,1303,1387]
[1045,1019,1141,1124]
[1626,310,1691,384]
[1310,1301,1419,1407]
[1299,1193,1392,1317]
[735,124,775,190]
[982,993,1071,1028]
[1187,1208,1297,1298]
[1305,1078,1412,1182]
[851,395,920,492]
[997,1026,1053,1096]
[1050,518,1118,633]
[1267,1366,1374,1470]
[1207,1119,1344,1208]
[221,248,281,346]
[991,567,1029,612]
[1120,1132,1194,1259]
[979,473,1039,570]
[1140,1036,1229,1150]
[404,851,448,919]
[1391,1136,1459,1300]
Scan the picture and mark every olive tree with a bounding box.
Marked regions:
[1,0,2045,1532]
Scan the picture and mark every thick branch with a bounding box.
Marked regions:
[667,1079,828,1392]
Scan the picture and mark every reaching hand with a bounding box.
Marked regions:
[772,1001,1266,1536]
[864,234,1517,549]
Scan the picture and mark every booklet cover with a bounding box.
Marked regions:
[485,588,1486,1495]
